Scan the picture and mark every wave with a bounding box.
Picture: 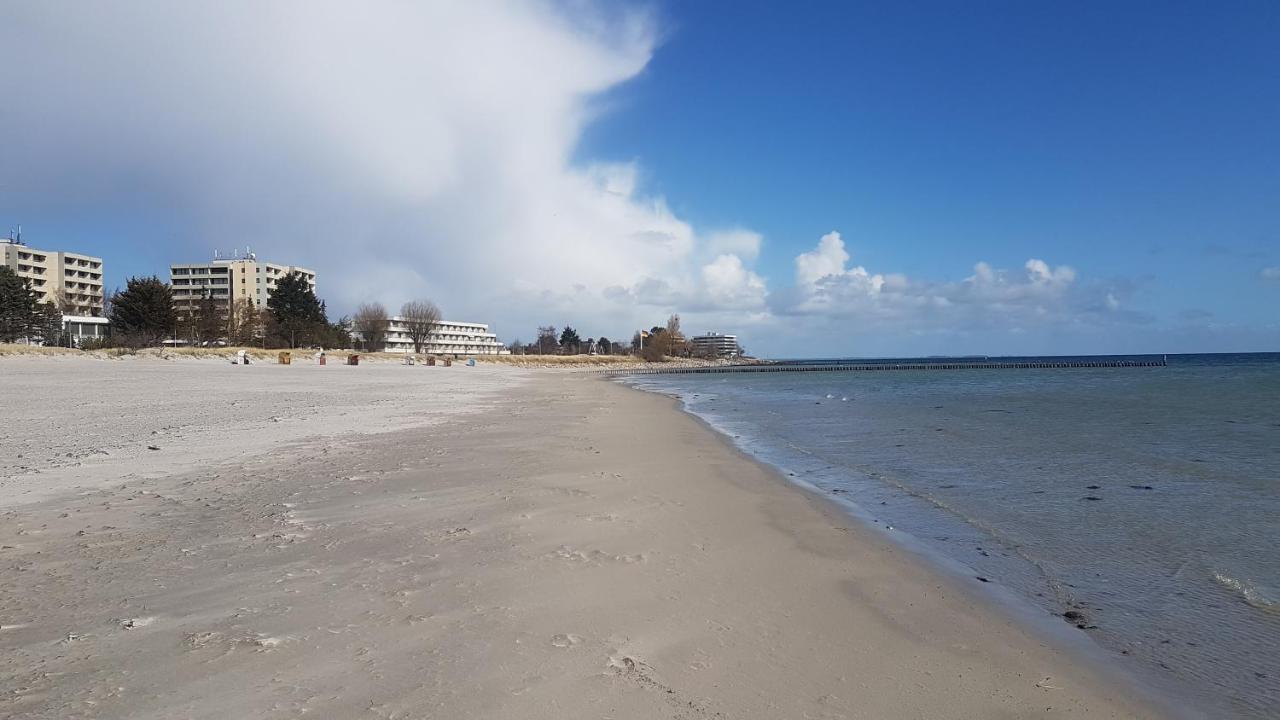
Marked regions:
[1213,572,1280,613]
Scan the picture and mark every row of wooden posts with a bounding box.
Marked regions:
[603,357,1168,376]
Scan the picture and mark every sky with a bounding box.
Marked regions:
[1,0,1276,357]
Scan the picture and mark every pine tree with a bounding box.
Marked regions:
[559,326,582,354]
[109,276,177,347]
[266,271,326,348]
[35,303,64,346]
[0,266,39,342]
[195,293,224,345]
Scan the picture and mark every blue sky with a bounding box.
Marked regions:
[1,1,1276,356]
[579,1,1279,350]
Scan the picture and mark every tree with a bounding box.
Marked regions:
[597,336,611,355]
[352,302,390,352]
[559,326,582,354]
[318,316,353,349]
[665,314,689,357]
[400,300,441,353]
[195,293,224,345]
[509,337,523,355]
[640,325,669,362]
[55,290,77,316]
[227,298,261,346]
[0,266,38,342]
[109,276,176,347]
[35,302,64,346]
[536,325,558,355]
[267,271,326,348]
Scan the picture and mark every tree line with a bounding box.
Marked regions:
[508,314,708,361]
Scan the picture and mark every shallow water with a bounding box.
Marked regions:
[628,353,1280,718]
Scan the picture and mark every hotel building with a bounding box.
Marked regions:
[690,332,741,358]
[359,318,507,356]
[1,235,105,316]
[170,252,316,316]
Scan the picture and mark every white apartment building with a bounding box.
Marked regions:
[360,318,507,355]
[1,235,105,316]
[170,251,316,316]
[691,332,741,358]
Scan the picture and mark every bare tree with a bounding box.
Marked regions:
[352,302,390,351]
[400,300,441,353]
[665,314,689,357]
[536,325,558,355]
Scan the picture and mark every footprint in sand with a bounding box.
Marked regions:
[550,633,583,648]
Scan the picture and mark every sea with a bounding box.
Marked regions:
[623,353,1279,719]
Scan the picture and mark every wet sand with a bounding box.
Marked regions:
[0,357,1165,718]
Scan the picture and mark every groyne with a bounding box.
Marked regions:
[603,357,1167,376]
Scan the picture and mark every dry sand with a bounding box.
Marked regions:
[0,357,1166,719]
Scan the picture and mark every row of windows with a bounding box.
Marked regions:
[63,257,102,269]
[174,277,229,285]
[173,288,230,296]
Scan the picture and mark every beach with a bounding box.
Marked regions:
[1,357,1164,719]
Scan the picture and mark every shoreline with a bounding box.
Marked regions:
[620,376,1191,720]
[2,359,1169,717]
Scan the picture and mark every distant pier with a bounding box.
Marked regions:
[604,356,1167,376]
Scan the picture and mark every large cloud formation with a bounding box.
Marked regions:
[1,1,767,338]
[2,1,1148,354]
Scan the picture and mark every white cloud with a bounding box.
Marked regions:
[796,231,854,286]
[704,229,763,262]
[0,1,763,337]
[1262,267,1280,281]
[700,254,767,310]
[775,231,1129,337]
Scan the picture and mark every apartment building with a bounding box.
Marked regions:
[359,318,507,355]
[690,332,741,358]
[170,252,316,316]
[1,235,105,316]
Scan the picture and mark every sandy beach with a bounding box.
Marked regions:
[0,357,1166,719]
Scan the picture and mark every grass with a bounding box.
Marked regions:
[0,343,84,357]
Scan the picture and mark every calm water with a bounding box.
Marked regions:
[626,353,1280,718]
